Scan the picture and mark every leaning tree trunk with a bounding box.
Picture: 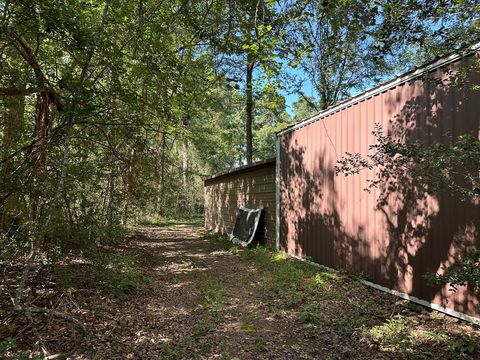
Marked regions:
[30,90,57,224]
[180,116,191,215]
[1,93,25,231]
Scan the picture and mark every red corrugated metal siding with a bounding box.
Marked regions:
[204,160,276,246]
[279,55,480,317]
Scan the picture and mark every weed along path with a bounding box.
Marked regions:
[69,223,479,359]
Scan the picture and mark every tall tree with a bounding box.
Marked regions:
[372,0,480,63]
[292,95,318,121]
[293,0,380,110]
[215,0,296,163]
[0,3,238,355]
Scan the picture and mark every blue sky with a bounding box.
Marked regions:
[282,65,316,116]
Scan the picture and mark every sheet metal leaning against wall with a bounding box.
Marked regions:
[277,51,480,319]
[204,159,276,247]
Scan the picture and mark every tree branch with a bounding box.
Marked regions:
[0,86,44,96]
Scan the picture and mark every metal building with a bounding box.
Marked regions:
[205,43,480,322]
[276,44,480,321]
[204,159,276,246]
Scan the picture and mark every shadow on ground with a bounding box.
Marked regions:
[2,224,479,359]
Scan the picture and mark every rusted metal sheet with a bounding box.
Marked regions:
[204,159,276,246]
[278,54,480,318]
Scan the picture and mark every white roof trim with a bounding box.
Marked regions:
[277,42,480,137]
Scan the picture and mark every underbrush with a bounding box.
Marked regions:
[1,231,150,359]
[135,214,204,227]
[53,251,150,299]
[0,337,43,360]
[367,315,480,358]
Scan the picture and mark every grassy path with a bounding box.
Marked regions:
[70,223,478,359]
[6,223,476,359]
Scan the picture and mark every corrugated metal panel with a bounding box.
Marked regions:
[204,160,276,246]
[278,54,480,318]
[278,42,480,137]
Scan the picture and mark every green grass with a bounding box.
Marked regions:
[368,314,480,358]
[194,274,226,336]
[241,323,256,334]
[136,215,204,227]
[203,231,234,251]
[221,240,380,336]
[160,273,227,358]
[299,302,324,325]
[53,251,150,299]
[204,232,480,359]
[236,246,340,311]
[93,253,151,299]
[0,338,43,360]
[247,339,267,352]
[159,342,186,360]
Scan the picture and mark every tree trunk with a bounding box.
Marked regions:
[158,133,167,216]
[245,55,255,165]
[320,90,329,110]
[105,173,115,226]
[1,94,25,231]
[30,90,57,223]
[182,115,190,187]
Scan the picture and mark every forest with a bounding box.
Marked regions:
[1,0,480,359]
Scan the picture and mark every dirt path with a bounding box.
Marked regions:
[71,224,479,360]
[78,224,317,359]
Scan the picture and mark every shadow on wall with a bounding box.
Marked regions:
[280,57,480,316]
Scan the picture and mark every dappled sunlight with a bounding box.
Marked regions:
[167,281,196,290]
[153,261,209,274]
[13,223,473,359]
[144,303,193,318]
[133,330,171,345]
[40,223,477,359]
[208,250,232,257]
[279,58,480,318]
[363,313,480,358]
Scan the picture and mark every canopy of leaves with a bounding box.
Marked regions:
[1,1,479,356]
